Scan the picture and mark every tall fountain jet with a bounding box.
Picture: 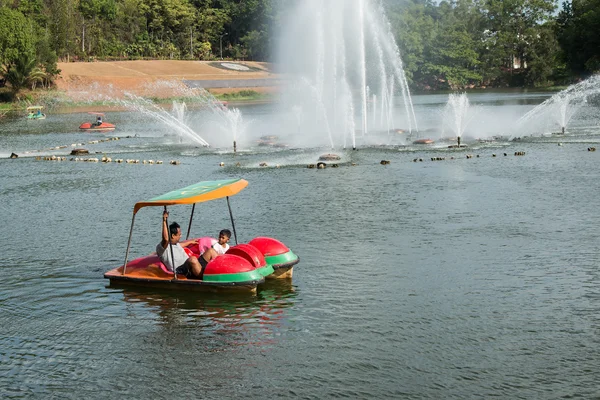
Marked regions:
[443,93,474,147]
[275,0,417,149]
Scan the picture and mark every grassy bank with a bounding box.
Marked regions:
[0,88,276,117]
[214,90,274,102]
[146,89,276,104]
[0,103,13,111]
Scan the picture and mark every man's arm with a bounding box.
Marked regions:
[160,211,169,249]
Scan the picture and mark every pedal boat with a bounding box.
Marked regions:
[26,105,46,120]
[104,179,300,293]
[79,112,116,132]
[412,138,434,144]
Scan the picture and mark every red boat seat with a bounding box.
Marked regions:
[204,254,256,275]
[227,244,266,269]
[126,254,174,275]
[248,237,290,257]
[158,262,174,275]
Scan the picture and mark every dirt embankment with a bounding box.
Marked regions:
[55,60,279,99]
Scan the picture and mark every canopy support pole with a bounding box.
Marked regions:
[226,196,239,245]
[165,206,178,280]
[122,213,137,275]
[185,203,196,240]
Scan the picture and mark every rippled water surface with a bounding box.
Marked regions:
[1,93,599,399]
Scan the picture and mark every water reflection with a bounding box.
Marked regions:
[110,280,298,349]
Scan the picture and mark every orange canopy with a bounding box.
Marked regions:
[133,179,248,214]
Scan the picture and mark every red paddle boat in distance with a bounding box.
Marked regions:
[79,112,116,132]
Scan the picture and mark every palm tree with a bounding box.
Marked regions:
[28,66,47,90]
[1,53,47,94]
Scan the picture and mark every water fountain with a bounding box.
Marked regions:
[120,94,210,147]
[160,88,250,150]
[54,78,250,150]
[443,93,473,148]
[172,100,187,123]
[117,86,253,150]
[517,74,600,136]
[171,100,188,143]
[553,93,583,135]
[274,0,417,149]
[214,107,248,153]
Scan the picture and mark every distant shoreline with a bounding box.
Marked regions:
[55,60,279,98]
[0,92,276,116]
[1,60,564,114]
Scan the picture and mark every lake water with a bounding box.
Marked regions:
[1,91,599,399]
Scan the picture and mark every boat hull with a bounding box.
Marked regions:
[263,250,299,279]
[79,122,116,132]
[104,236,299,291]
[270,266,294,279]
[413,138,434,144]
[104,264,264,293]
[248,237,299,279]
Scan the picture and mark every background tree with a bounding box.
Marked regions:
[46,0,80,60]
[0,0,596,94]
[556,0,600,75]
[193,2,230,59]
[79,0,117,56]
[426,0,483,89]
[523,21,565,86]
[483,0,558,85]
[2,52,46,93]
[219,0,274,60]
[388,0,437,88]
[0,8,36,68]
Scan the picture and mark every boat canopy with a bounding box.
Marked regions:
[27,106,44,110]
[133,179,248,214]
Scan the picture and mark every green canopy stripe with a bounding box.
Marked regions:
[148,179,242,202]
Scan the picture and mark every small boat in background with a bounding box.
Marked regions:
[413,138,434,144]
[26,106,46,120]
[79,112,116,132]
[318,153,341,161]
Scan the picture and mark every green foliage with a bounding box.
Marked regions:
[392,0,570,88]
[0,0,595,96]
[240,30,267,61]
[0,87,14,102]
[217,89,270,100]
[2,52,46,93]
[524,22,564,86]
[427,29,482,89]
[196,41,213,59]
[0,6,59,92]
[0,8,36,67]
[556,0,600,75]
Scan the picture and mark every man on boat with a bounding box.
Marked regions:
[96,115,102,126]
[157,211,218,278]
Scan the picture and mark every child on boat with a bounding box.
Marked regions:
[212,229,231,254]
